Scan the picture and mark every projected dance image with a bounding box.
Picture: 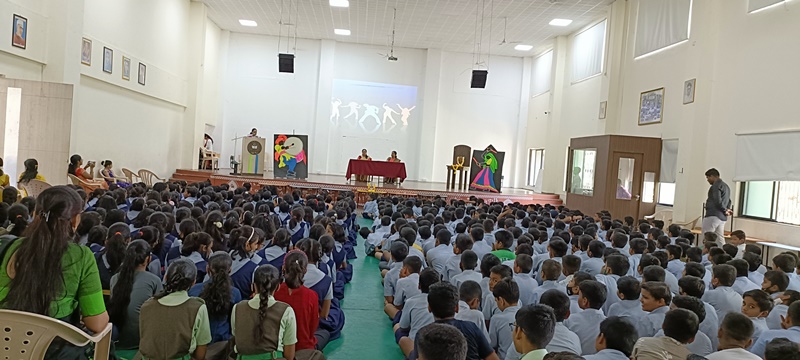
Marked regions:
[331,79,418,134]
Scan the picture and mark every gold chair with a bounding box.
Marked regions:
[0,309,113,360]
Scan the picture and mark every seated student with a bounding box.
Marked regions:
[97,223,130,305]
[742,252,764,286]
[510,305,557,360]
[762,270,790,300]
[729,259,761,295]
[678,275,720,350]
[528,290,582,355]
[596,255,629,314]
[385,240,410,293]
[471,226,493,260]
[399,227,426,266]
[444,234,474,282]
[741,289,773,346]
[534,239,569,284]
[654,295,714,356]
[488,278,521,359]
[227,226,265,299]
[627,238,647,278]
[636,281,671,338]
[580,240,606,277]
[491,230,516,262]
[410,282,499,360]
[109,240,164,353]
[631,309,698,360]
[296,239,344,342]
[274,250,328,352]
[417,226,435,255]
[531,260,565,305]
[427,229,454,276]
[649,251,680,295]
[480,254,503,322]
[703,264,744,326]
[764,338,800,360]
[416,323,468,360]
[181,232,213,284]
[559,254,581,287]
[565,271,593,316]
[363,193,379,220]
[263,228,291,270]
[396,268,440,357]
[684,261,713,291]
[513,254,538,305]
[583,317,638,360]
[565,280,608,355]
[705,312,760,360]
[772,253,800,292]
[665,245,685,280]
[456,280,490,339]
[750,301,800,357]
[188,252,242,344]
[452,250,482,289]
[287,208,310,245]
[767,290,800,330]
[607,276,647,320]
[139,259,212,360]
[386,257,424,321]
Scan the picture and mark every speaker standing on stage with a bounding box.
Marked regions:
[250,128,258,137]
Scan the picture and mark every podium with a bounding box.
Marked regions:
[240,136,266,175]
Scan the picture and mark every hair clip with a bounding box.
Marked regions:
[41,211,50,222]
[214,221,223,229]
[115,231,122,235]
[15,215,22,218]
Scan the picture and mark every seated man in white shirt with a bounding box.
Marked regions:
[705,312,760,360]
[584,316,638,360]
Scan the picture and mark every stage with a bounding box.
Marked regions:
[170,168,562,206]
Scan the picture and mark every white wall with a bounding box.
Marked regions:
[0,0,48,80]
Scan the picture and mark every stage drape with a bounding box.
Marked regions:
[346,160,407,182]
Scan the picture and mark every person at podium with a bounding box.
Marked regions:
[250,128,258,137]
[357,149,372,182]
[385,151,401,184]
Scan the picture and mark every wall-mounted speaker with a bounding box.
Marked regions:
[471,70,488,88]
[278,53,295,73]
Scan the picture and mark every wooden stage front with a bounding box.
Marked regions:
[171,169,562,206]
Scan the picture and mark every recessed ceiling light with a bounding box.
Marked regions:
[329,0,350,7]
[515,44,534,51]
[239,19,258,27]
[334,29,351,36]
[549,18,573,26]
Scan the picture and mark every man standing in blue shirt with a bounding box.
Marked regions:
[702,168,732,247]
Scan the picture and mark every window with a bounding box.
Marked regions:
[531,51,553,97]
[658,139,678,206]
[616,157,635,200]
[643,172,656,203]
[526,149,545,188]
[569,148,596,196]
[658,183,675,205]
[571,19,607,83]
[740,181,800,226]
[634,0,692,58]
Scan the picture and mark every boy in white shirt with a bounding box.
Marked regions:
[488,278,521,359]
[513,254,538,306]
[530,260,565,305]
[451,250,482,289]
[741,289,773,344]
[455,280,490,339]
[470,226,493,260]
[395,267,439,357]
[443,234,474,283]
[385,256,423,321]
[705,312,761,360]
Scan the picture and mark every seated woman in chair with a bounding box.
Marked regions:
[68,154,107,190]
[356,149,372,182]
[99,160,132,188]
[18,158,46,196]
[385,151,401,184]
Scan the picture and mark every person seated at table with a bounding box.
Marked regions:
[386,151,402,184]
[357,149,372,182]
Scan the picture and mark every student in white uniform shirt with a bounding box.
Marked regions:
[705,312,762,360]
[702,264,744,326]
[385,257,423,321]
[512,254,538,306]
[730,259,761,296]
[400,227,427,270]
[480,254,503,321]
[455,280,491,340]
[395,267,439,357]
[772,254,800,292]
[504,289,582,359]
[743,252,764,286]
[761,270,790,301]
[451,250,482,289]
[728,230,748,259]
[636,281,671,338]
[470,226,494,260]
[443,235,473,283]
[741,289,773,345]
[654,295,715,356]
[530,260,566,305]
[678,275,720,351]
[488,278,521,359]
[564,279,608,355]
[626,239,647,279]
[580,241,606,277]
[606,276,647,320]
[426,229,453,277]
[665,245,685,280]
[582,317,638,360]
[596,255,627,314]
[533,239,569,284]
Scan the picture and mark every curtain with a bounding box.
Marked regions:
[531,50,553,97]
[634,0,692,58]
[734,131,800,182]
[749,0,784,12]
[571,19,607,83]
[660,139,678,183]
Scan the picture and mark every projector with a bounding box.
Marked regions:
[388,56,398,62]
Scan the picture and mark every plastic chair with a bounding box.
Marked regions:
[121,168,140,184]
[67,174,105,193]
[18,179,51,198]
[0,309,113,360]
[673,216,701,230]
[200,149,220,170]
[644,209,674,227]
[137,169,165,187]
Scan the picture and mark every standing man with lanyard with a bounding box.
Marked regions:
[703,168,732,247]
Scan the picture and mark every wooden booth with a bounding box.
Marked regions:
[566,135,662,221]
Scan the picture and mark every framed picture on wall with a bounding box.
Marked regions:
[638,87,664,126]
[683,78,696,104]
[138,62,146,85]
[81,38,92,65]
[599,101,607,119]
[103,47,113,73]
[12,14,27,49]
[122,57,131,80]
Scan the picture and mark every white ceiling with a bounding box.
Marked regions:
[198,0,611,57]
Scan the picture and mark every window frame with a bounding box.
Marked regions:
[738,181,782,224]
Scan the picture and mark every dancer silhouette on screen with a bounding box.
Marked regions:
[382,103,399,125]
[330,98,342,125]
[397,104,416,126]
[359,104,380,126]
[344,102,361,121]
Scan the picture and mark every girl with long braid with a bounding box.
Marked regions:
[188,252,241,344]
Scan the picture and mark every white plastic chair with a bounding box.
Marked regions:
[0,309,112,360]
[137,169,165,187]
[18,179,51,198]
[121,168,140,184]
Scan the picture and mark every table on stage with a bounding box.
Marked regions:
[346,159,407,183]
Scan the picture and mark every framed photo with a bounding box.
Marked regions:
[683,78,696,104]
[103,47,113,73]
[122,57,131,80]
[12,14,27,49]
[598,101,607,119]
[638,87,664,125]
[138,62,146,85]
[81,38,92,65]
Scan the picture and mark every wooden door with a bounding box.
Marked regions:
[611,152,644,220]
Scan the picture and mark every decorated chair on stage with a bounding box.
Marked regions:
[446,145,471,190]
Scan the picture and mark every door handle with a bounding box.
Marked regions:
[634,195,640,200]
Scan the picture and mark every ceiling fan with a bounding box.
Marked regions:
[378,8,399,61]
[497,17,521,46]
